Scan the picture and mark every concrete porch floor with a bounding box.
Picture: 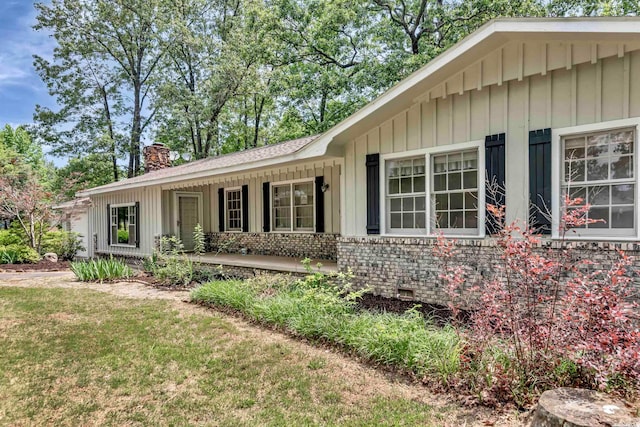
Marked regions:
[187,253,338,275]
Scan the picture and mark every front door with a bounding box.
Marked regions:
[178,195,200,251]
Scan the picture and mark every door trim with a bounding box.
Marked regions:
[173,191,204,237]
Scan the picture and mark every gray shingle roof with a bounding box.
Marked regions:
[82,135,319,194]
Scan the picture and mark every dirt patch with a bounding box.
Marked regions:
[0,260,71,272]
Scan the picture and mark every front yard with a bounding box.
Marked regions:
[0,280,516,426]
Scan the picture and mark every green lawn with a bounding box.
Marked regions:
[0,287,480,426]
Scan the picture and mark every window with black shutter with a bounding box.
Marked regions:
[366,153,380,235]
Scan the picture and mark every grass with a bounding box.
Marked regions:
[191,277,462,383]
[0,286,479,426]
[70,256,133,281]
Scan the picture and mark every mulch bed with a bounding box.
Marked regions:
[0,260,71,272]
[356,293,470,326]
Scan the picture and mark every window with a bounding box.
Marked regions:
[432,150,479,233]
[383,145,481,236]
[272,181,314,231]
[562,127,635,235]
[386,157,426,231]
[110,204,136,246]
[226,189,242,231]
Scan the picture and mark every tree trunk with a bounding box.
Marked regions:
[100,85,119,182]
[129,81,142,178]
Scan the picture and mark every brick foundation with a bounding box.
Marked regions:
[338,236,640,306]
[205,232,338,261]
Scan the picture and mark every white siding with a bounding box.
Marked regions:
[342,49,640,236]
[90,186,162,257]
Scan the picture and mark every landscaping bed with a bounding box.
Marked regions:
[0,260,71,272]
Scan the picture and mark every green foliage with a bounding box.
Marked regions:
[0,230,23,246]
[53,154,121,199]
[145,236,194,286]
[193,223,205,256]
[0,245,41,264]
[191,267,462,381]
[117,229,129,244]
[40,230,85,260]
[70,256,133,282]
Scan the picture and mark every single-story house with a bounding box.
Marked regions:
[75,17,640,303]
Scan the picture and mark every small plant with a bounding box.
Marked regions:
[0,244,40,264]
[193,223,205,256]
[71,256,133,282]
[147,235,194,287]
[41,230,85,260]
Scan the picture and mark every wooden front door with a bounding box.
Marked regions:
[178,195,200,251]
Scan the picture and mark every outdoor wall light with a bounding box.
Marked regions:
[321,182,330,193]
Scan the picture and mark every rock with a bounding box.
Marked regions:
[530,388,640,427]
[43,253,58,263]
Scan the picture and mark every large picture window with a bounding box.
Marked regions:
[226,189,242,231]
[383,145,481,236]
[272,181,314,232]
[562,128,635,235]
[110,204,137,246]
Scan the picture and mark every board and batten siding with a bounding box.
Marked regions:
[90,186,162,257]
[342,47,640,236]
[161,159,341,234]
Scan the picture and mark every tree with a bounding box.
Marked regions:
[54,154,123,199]
[0,125,48,176]
[154,0,272,159]
[35,0,171,177]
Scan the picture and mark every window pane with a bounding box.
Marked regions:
[450,193,463,210]
[402,197,413,211]
[465,211,478,228]
[390,213,401,228]
[612,206,634,228]
[612,184,634,204]
[389,179,400,194]
[448,173,461,190]
[611,156,633,179]
[435,193,448,210]
[449,211,463,228]
[413,158,425,175]
[433,174,446,191]
[587,133,610,157]
[463,171,477,189]
[414,176,425,192]
[587,158,609,181]
[589,207,609,228]
[390,198,402,212]
[464,192,477,209]
[587,186,609,206]
[448,154,462,171]
[400,178,413,193]
[565,160,585,182]
[433,155,447,173]
[415,196,426,211]
[415,212,426,228]
[436,212,447,228]
[463,151,477,170]
[402,213,414,228]
[400,161,412,176]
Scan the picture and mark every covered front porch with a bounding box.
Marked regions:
[188,253,338,275]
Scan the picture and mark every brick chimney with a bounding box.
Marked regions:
[143,143,171,173]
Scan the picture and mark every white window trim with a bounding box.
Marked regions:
[110,202,137,247]
[551,117,640,241]
[380,140,486,238]
[270,178,316,233]
[172,191,204,237]
[224,187,243,232]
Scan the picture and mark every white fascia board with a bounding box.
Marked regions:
[299,18,640,158]
[77,149,333,196]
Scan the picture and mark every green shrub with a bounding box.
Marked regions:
[41,230,85,260]
[144,236,194,286]
[71,256,133,282]
[117,229,129,244]
[191,267,462,382]
[0,244,40,264]
[0,230,23,246]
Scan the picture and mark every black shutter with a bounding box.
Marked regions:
[529,128,552,234]
[106,204,111,245]
[135,202,140,248]
[485,133,506,234]
[241,185,249,232]
[366,153,380,235]
[218,188,225,232]
[315,176,325,233]
[262,182,270,232]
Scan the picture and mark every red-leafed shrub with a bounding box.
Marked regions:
[435,196,640,406]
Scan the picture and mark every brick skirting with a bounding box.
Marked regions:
[205,232,338,261]
[337,236,640,306]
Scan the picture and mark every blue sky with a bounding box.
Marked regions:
[0,0,61,161]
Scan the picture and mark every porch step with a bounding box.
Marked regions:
[187,253,338,275]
